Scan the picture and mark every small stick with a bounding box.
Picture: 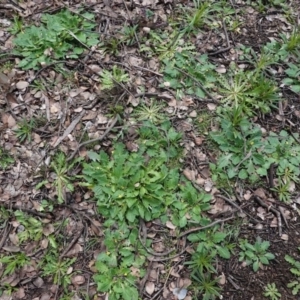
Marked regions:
[178,216,234,238]
[67,115,118,161]
[208,20,232,56]
[253,196,282,236]
[173,66,217,103]
[60,227,83,259]
[52,110,86,148]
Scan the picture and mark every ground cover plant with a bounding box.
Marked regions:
[1,0,300,299]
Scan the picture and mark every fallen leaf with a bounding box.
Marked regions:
[2,245,20,252]
[219,273,226,285]
[166,221,176,230]
[33,277,44,288]
[16,81,29,90]
[207,103,216,110]
[145,281,155,295]
[173,288,187,300]
[0,72,10,85]
[71,275,85,285]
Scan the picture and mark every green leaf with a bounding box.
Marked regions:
[253,260,259,272]
[238,169,248,179]
[216,245,231,259]
[264,252,275,260]
[212,232,227,243]
[291,85,300,93]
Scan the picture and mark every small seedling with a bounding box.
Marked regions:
[36,152,83,204]
[99,37,121,55]
[282,63,300,93]
[0,252,30,277]
[0,147,14,169]
[14,210,44,243]
[162,52,216,99]
[191,270,221,300]
[40,250,76,289]
[100,66,130,90]
[15,118,36,143]
[8,16,24,35]
[122,25,138,46]
[238,237,275,272]
[185,247,217,275]
[281,27,300,52]
[217,68,279,116]
[264,283,281,300]
[132,99,166,124]
[285,248,300,295]
[187,225,232,261]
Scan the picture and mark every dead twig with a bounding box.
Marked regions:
[0,221,11,249]
[208,20,232,56]
[217,193,260,224]
[1,202,53,219]
[52,110,86,148]
[173,66,218,103]
[253,196,282,236]
[138,220,175,257]
[67,115,119,161]
[60,227,84,259]
[178,216,234,239]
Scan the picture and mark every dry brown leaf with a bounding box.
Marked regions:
[215,66,227,73]
[178,278,192,288]
[33,277,44,288]
[254,188,266,199]
[130,266,140,277]
[8,233,19,246]
[16,81,29,90]
[183,168,196,181]
[207,103,216,111]
[145,281,155,295]
[189,110,197,118]
[219,273,226,285]
[243,190,252,200]
[2,245,20,252]
[97,114,108,124]
[42,224,55,236]
[40,238,49,249]
[166,221,176,230]
[71,275,85,285]
[65,244,83,257]
[0,72,10,85]
[152,242,165,253]
[7,114,16,128]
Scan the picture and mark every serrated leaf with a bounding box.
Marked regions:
[216,245,231,259]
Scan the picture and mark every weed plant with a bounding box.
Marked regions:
[82,121,210,225]
[285,248,300,295]
[15,118,36,143]
[36,152,83,204]
[210,107,300,201]
[100,66,130,90]
[238,237,275,272]
[12,9,99,69]
[0,148,14,170]
[132,99,166,124]
[162,52,216,99]
[264,283,281,300]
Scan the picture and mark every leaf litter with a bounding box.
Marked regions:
[0,0,300,299]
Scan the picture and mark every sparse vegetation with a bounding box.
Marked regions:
[1,1,300,299]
